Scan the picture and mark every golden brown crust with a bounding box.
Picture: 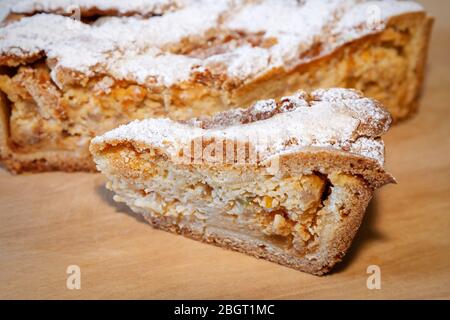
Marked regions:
[404,15,434,119]
[315,179,373,275]
[276,149,396,190]
[0,92,10,163]
[0,153,96,173]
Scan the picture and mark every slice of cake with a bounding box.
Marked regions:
[0,0,432,173]
[90,88,395,275]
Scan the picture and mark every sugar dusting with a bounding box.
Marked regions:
[11,0,183,16]
[0,0,424,88]
[92,89,391,166]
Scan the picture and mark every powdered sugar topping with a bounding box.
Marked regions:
[92,89,391,166]
[0,0,424,87]
[11,0,183,16]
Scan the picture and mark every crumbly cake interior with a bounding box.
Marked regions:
[0,63,168,154]
[96,143,368,264]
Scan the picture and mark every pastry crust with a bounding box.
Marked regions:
[90,88,395,275]
[0,0,433,173]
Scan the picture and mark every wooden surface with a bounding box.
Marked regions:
[0,0,449,299]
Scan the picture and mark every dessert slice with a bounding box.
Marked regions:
[90,88,395,275]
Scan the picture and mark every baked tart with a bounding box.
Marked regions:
[90,88,395,275]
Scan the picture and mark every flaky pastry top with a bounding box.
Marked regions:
[91,88,392,172]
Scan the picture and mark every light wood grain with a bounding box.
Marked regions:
[0,0,449,299]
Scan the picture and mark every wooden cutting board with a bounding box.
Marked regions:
[0,0,449,299]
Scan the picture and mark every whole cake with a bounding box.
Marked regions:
[0,0,432,173]
[90,88,395,275]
